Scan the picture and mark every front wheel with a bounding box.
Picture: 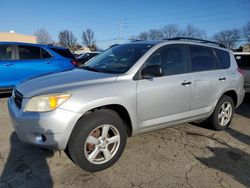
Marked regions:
[67,109,127,172]
[208,95,234,131]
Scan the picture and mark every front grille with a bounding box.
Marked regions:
[14,89,23,109]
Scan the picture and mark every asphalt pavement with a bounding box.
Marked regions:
[0,94,249,188]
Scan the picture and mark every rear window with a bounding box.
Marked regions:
[19,45,41,60]
[0,45,12,60]
[215,49,230,69]
[189,45,216,72]
[50,47,75,59]
[235,54,250,70]
[41,48,52,59]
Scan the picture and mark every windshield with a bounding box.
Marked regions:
[81,43,153,74]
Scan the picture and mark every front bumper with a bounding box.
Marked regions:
[8,96,81,150]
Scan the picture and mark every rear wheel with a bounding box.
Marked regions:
[208,95,234,131]
[66,109,127,172]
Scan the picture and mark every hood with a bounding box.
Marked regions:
[16,69,118,98]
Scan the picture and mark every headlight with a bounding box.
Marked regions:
[25,93,71,112]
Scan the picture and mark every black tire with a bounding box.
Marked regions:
[208,95,234,131]
[67,109,127,172]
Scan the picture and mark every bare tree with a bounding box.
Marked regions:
[82,29,97,51]
[58,30,77,50]
[136,32,150,40]
[242,21,250,43]
[162,24,181,38]
[135,29,163,40]
[33,28,52,44]
[212,29,240,49]
[180,25,206,39]
[148,29,164,40]
[133,24,206,41]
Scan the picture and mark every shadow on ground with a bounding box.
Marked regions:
[0,133,54,188]
[188,128,250,187]
[189,93,250,186]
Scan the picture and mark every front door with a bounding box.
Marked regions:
[0,44,18,88]
[136,44,192,130]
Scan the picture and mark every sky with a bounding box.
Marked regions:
[0,0,250,49]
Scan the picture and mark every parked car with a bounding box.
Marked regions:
[234,52,250,93]
[76,52,100,66]
[8,38,245,172]
[0,42,77,94]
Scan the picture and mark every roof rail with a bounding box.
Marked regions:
[165,37,226,48]
[130,39,145,42]
[109,44,119,48]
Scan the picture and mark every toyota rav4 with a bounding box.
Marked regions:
[8,38,245,172]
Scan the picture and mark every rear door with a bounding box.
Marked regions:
[49,47,75,69]
[15,45,57,82]
[0,44,18,88]
[188,45,228,113]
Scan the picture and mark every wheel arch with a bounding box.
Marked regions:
[221,90,238,107]
[83,104,133,137]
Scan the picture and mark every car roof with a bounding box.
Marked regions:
[129,40,163,45]
[0,41,68,50]
[128,39,228,51]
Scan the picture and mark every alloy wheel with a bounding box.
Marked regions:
[84,124,121,164]
[218,102,232,126]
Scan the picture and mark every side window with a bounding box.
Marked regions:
[145,45,188,76]
[0,45,13,60]
[215,49,230,69]
[18,45,41,60]
[41,48,52,59]
[146,52,162,67]
[189,45,216,72]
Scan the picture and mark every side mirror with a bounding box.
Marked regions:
[141,65,163,79]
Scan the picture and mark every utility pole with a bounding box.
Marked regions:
[118,20,127,44]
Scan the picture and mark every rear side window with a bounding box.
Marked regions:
[189,45,216,72]
[50,47,75,59]
[235,54,250,70]
[41,48,52,59]
[19,45,41,60]
[215,49,230,69]
[0,45,13,60]
[146,44,188,76]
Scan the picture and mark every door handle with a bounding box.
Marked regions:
[4,63,14,66]
[45,61,52,64]
[181,81,192,86]
[219,77,226,81]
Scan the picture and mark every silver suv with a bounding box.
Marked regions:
[8,38,245,172]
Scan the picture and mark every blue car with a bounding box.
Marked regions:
[0,42,77,94]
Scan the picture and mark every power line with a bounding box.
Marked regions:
[90,1,250,31]
[124,14,249,33]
